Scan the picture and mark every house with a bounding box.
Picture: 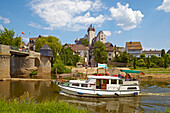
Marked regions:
[112,46,125,57]
[27,35,42,51]
[142,50,161,57]
[125,41,143,57]
[69,44,89,65]
[105,42,114,61]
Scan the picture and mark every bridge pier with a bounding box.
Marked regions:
[38,56,51,79]
[0,44,11,78]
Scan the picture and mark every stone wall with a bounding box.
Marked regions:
[10,57,27,76]
[37,56,51,79]
[0,44,10,78]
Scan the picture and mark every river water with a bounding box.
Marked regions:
[0,80,169,113]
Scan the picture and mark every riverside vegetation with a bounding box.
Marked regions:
[0,92,88,113]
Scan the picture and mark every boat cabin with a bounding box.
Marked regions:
[69,76,135,90]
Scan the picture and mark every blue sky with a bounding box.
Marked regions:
[0,0,170,51]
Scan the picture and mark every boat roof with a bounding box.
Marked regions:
[87,75,120,79]
[69,80,86,83]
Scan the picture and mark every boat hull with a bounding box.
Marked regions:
[58,84,140,97]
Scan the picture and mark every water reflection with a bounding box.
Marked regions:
[0,80,169,113]
[63,96,141,113]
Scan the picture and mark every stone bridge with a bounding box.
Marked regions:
[0,44,52,79]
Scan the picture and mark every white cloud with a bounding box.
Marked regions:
[114,30,122,34]
[29,0,106,31]
[109,3,144,31]
[103,31,112,37]
[157,0,170,12]
[28,21,52,30]
[90,0,105,11]
[0,16,10,24]
[0,24,4,30]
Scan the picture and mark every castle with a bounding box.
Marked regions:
[75,24,106,47]
[75,24,114,65]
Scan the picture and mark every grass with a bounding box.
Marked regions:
[0,92,88,113]
[130,67,170,74]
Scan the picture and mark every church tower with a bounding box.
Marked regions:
[87,24,95,47]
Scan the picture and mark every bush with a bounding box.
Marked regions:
[138,59,145,67]
[52,62,71,74]
[0,92,88,113]
[29,70,37,78]
[150,63,157,68]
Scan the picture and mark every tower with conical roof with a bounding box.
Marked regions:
[87,24,95,46]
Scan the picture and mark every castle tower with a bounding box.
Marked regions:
[87,24,95,47]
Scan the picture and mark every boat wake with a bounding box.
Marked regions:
[139,92,170,96]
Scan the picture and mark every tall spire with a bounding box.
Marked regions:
[87,24,95,32]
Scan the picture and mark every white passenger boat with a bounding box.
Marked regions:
[57,75,140,97]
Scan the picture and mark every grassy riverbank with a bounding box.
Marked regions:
[130,67,170,74]
[0,92,88,113]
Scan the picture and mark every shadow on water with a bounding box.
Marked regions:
[0,80,169,113]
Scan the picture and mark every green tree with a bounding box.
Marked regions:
[140,53,146,61]
[138,59,145,67]
[164,54,168,69]
[0,28,15,46]
[158,57,164,67]
[35,36,62,62]
[161,49,165,57]
[60,44,80,66]
[133,56,137,69]
[93,41,108,63]
[146,56,150,69]
[82,39,89,46]
[14,36,21,47]
[121,51,129,63]
[150,55,159,66]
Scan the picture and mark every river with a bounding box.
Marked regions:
[0,80,169,113]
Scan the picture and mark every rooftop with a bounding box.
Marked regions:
[126,42,142,50]
[142,50,161,54]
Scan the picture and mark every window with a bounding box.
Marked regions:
[111,80,117,84]
[109,53,112,56]
[101,38,103,40]
[119,80,123,84]
[81,84,88,87]
[103,79,109,84]
[109,58,112,61]
[72,83,79,87]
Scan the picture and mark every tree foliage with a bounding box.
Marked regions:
[60,44,80,66]
[161,49,165,57]
[133,56,137,69]
[164,54,168,69]
[93,41,108,63]
[82,39,89,46]
[35,36,62,62]
[0,28,21,47]
[146,56,150,69]
[140,53,146,61]
[138,59,145,67]
[114,51,130,63]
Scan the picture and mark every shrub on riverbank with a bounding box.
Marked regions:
[0,92,88,113]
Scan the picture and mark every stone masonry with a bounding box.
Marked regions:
[0,44,11,78]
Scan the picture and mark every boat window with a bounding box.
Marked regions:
[111,79,117,84]
[127,87,137,89]
[81,84,88,87]
[103,79,109,84]
[119,80,123,84]
[72,83,79,87]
